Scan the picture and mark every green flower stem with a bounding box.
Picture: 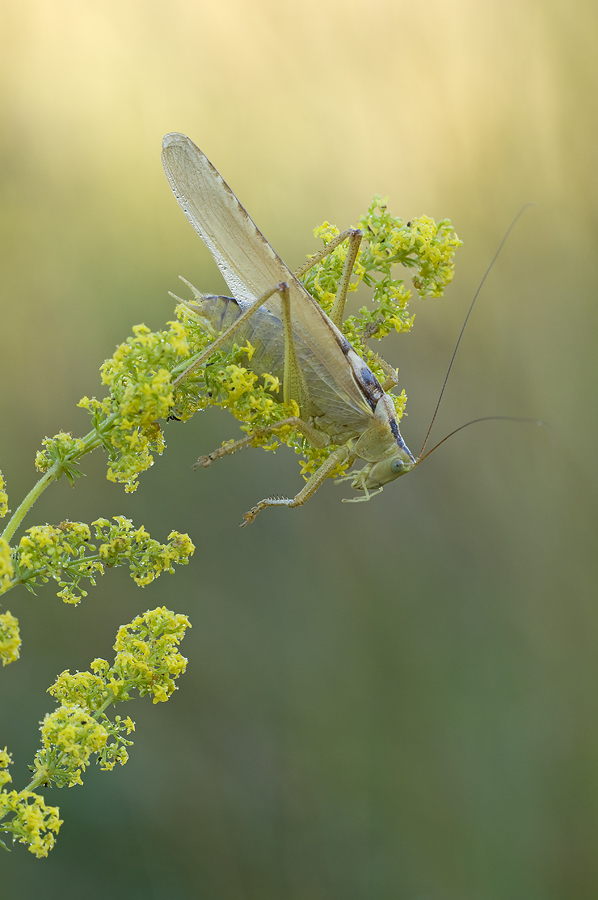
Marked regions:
[95,697,116,718]
[1,414,123,545]
[79,413,121,451]
[1,464,61,543]
[7,553,103,591]
[27,767,57,793]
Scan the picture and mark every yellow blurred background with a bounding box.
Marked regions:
[2,0,597,897]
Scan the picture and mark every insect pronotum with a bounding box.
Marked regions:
[161,133,537,525]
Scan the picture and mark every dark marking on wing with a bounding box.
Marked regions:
[390,417,416,461]
[337,335,353,355]
[358,366,384,398]
[341,345,386,412]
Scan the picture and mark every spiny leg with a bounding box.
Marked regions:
[295,228,403,394]
[292,227,361,280]
[195,416,328,469]
[292,228,363,331]
[279,283,310,413]
[328,229,363,330]
[294,229,407,391]
[241,444,355,526]
[281,231,363,412]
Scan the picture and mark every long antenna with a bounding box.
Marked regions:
[417,203,535,460]
[413,415,550,468]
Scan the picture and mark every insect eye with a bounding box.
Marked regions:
[390,458,404,474]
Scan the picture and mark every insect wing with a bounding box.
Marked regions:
[161,133,372,422]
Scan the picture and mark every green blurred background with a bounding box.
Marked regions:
[1,0,597,897]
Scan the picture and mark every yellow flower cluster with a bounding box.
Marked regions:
[390,390,408,420]
[95,517,195,587]
[10,518,194,604]
[0,537,14,595]
[13,606,191,835]
[45,672,135,773]
[80,320,190,492]
[0,748,11,788]
[0,472,8,518]
[35,433,86,481]
[295,443,351,480]
[39,705,108,787]
[0,750,63,857]
[48,670,107,711]
[171,334,302,455]
[0,788,63,858]
[303,222,364,313]
[0,611,20,665]
[111,606,192,704]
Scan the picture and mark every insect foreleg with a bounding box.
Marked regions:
[172,280,290,388]
[334,465,384,503]
[241,444,355,527]
[195,416,329,469]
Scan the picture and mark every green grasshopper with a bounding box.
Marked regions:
[162,133,447,525]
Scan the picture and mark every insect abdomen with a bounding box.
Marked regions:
[192,293,286,385]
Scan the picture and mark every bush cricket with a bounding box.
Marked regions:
[162,133,530,525]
